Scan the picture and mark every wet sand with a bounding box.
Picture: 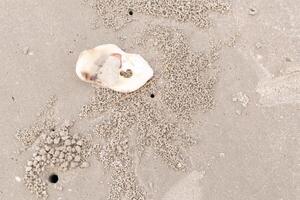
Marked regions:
[0,0,299,200]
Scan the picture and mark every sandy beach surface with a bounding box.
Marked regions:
[0,0,299,200]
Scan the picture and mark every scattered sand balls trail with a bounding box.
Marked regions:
[91,82,196,169]
[91,0,231,30]
[94,135,146,200]
[16,96,57,147]
[80,24,224,199]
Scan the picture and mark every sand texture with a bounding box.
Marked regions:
[0,0,299,200]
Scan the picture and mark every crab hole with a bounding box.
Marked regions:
[129,9,133,16]
[48,173,59,183]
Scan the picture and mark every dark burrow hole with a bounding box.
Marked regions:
[128,9,133,15]
[150,94,155,98]
[48,174,59,183]
[50,128,55,132]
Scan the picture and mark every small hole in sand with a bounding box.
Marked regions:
[50,128,55,132]
[150,94,155,98]
[129,10,133,16]
[49,174,59,183]
[248,8,258,15]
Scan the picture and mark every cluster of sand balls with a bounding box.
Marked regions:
[91,88,152,200]
[91,0,230,30]
[109,168,145,200]
[23,120,91,199]
[142,25,218,121]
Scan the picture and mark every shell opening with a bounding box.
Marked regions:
[120,69,133,78]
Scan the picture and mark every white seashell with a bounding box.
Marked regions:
[76,44,154,93]
[76,44,122,83]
